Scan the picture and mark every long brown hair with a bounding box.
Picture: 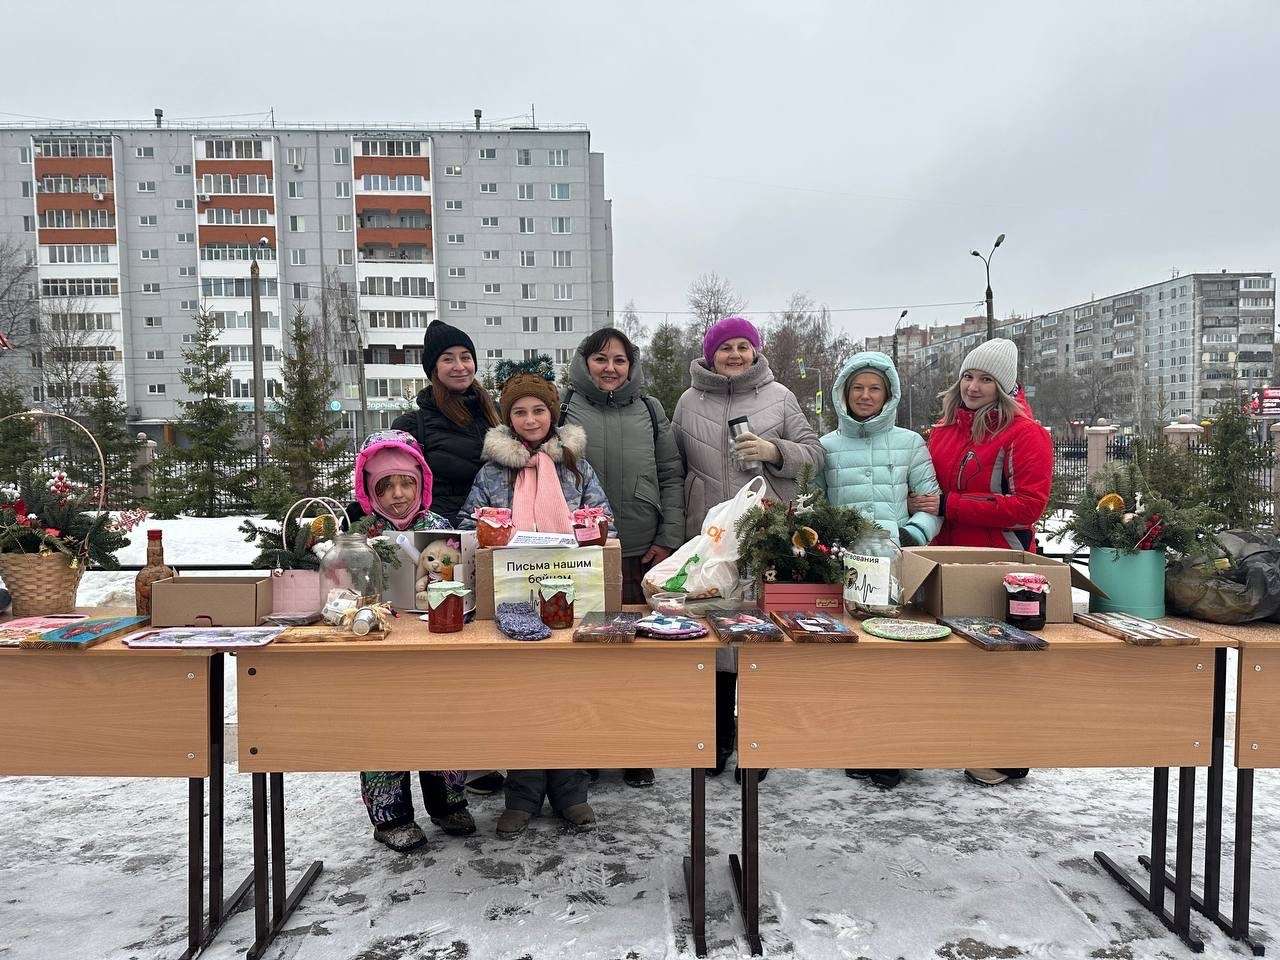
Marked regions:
[432,372,500,429]
[937,381,1024,444]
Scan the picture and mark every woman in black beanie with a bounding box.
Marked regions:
[392,320,500,527]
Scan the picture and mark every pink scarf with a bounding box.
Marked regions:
[511,450,573,533]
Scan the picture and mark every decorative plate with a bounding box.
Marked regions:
[860,618,952,641]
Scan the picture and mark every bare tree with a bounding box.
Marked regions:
[32,296,114,417]
[313,266,365,435]
[0,239,39,390]
[617,299,646,347]
[763,292,850,432]
[686,272,746,337]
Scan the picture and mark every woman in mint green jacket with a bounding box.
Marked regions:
[820,350,941,791]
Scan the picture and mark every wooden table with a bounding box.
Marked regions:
[0,611,253,959]
[729,613,1234,955]
[234,613,718,959]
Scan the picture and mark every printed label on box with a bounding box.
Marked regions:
[493,546,606,614]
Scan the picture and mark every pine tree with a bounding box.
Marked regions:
[71,366,143,509]
[1199,400,1271,528]
[643,320,688,419]
[0,382,40,483]
[172,308,252,516]
[255,305,351,517]
[147,450,188,520]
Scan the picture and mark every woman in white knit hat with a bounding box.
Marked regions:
[907,338,1054,787]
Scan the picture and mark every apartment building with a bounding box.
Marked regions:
[0,119,613,436]
[892,272,1276,423]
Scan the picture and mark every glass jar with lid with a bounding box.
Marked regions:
[319,531,386,609]
[842,528,903,617]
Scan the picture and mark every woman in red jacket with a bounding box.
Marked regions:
[909,338,1054,787]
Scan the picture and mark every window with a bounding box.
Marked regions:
[359,140,423,157]
[292,282,309,299]
[485,315,502,327]
[519,217,534,234]
[445,199,463,211]
[289,216,305,232]
[143,282,160,294]
[146,349,164,360]
[524,349,539,361]
[200,173,272,195]
[178,266,196,277]
[147,384,166,395]
[173,163,192,175]
[360,276,433,297]
[140,249,159,261]
[333,146,350,164]
[204,138,263,159]
[520,250,536,267]
[288,181,304,199]
[19,146,31,163]
[290,249,307,265]
[553,250,572,267]
[481,216,498,228]
[518,183,535,200]
[205,207,270,225]
[448,300,466,311]
[555,349,573,364]
[484,283,501,295]
[549,183,570,200]
[478,148,496,160]
[201,277,279,298]
[551,217,572,234]
[548,149,569,166]
[21,216,33,232]
[363,309,431,327]
[446,233,464,244]
[47,245,111,264]
[553,283,572,301]
[522,316,539,332]
[516,148,531,166]
[144,316,162,328]
[336,248,352,265]
[448,267,466,278]
[336,214,352,232]
[20,181,30,198]
[335,181,351,198]
[136,146,155,158]
[175,198,193,209]
[181,299,197,311]
[483,249,500,261]
[480,182,497,193]
[176,232,194,243]
[138,214,158,226]
[137,181,156,193]
[285,146,304,166]
[445,164,462,176]
[487,348,503,359]
[554,315,574,332]
[521,284,536,301]
[360,173,424,192]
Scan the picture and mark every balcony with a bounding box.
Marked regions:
[358,244,433,264]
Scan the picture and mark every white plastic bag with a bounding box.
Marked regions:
[643,476,768,599]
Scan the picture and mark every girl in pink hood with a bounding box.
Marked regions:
[350,429,451,532]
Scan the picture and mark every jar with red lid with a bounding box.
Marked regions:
[427,580,469,633]
[1003,573,1049,630]
[537,576,576,629]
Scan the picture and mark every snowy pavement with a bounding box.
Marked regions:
[0,747,1275,960]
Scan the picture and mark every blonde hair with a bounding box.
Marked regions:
[937,381,1024,443]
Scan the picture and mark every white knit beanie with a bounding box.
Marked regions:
[959,338,1018,394]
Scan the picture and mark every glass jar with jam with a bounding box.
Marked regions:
[537,576,576,629]
[1003,573,1049,630]
[474,507,516,548]
[427,580,469,633]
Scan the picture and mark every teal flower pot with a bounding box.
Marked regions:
[1088,547,1166,619]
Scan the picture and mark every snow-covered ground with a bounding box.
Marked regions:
[1,752,1275,959]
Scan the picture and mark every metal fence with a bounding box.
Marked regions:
[1051,439,1088,509]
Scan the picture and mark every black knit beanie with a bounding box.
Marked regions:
[421,320,477,378]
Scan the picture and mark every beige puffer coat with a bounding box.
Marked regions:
[672,355,825,538]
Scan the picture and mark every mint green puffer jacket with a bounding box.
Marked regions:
[819,351,942,546]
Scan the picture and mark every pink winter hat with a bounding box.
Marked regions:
[353,428,433,519]
[703,315,761,366]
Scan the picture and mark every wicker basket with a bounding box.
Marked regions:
[0,551,83,617]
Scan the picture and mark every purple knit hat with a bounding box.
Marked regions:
[703,316,761,366]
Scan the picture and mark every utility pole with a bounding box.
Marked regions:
[351,313,369,439]
[971,234,1005,340]
[250,257,266,467]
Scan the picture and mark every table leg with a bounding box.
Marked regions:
[1232,769,1264,955]
[187,776,203,959]
[681,768,707,957]
[728,767,762,956]
[270,773,285,928]
[248,772,324,960]
[250,773,269,957]
[1174,767,1195,937]
[208,653,224,929]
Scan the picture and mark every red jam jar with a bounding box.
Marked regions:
[474,508,515,548]
[427,581,469,633]
[537,577,576,629]
[573,518,609,547]
[1003,573,1050,631]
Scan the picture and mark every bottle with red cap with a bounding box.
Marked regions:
[134,529,174,617]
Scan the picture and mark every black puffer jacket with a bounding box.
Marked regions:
[391,387,492,526]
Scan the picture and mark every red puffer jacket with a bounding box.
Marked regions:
[927,404,1053,551]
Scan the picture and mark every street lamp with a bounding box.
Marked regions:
[891,308,909,367]
[970,233,1005,340]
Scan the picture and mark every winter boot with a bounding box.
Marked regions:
[466,772,505,795]
[429,809,477,836]
[373,821,428,852]
[623,768,655,787]
[998,768,1030,780]
[964,768,1010,786]
[496,809,532,837]
[846,769,902,790]
[560,802,597,831]
[709,670,738,776]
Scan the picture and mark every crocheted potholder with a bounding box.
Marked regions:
[860,618,952,641]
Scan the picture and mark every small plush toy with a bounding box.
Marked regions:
[414,538,462,606]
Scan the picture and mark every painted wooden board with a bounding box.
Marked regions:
[238,646,714,772]
[1074,612,1199,646]
[736,644,1213,769]
[1236,644,1280,769]
[0,655,210,777]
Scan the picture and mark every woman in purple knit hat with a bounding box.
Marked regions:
[671,315,825,778]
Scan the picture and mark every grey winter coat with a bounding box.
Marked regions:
[672,355,826,538]
[559,353,685,558]
[457,423,616,533]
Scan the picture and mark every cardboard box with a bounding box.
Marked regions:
[759,582,843,615]
[900,547,1105,623]
[475,540,622,620]
[151,574,273,627]
[383,529,474,613]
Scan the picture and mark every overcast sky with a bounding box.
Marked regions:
[6,1,1278,342]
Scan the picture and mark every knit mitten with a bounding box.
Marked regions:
[496,601,551,641]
